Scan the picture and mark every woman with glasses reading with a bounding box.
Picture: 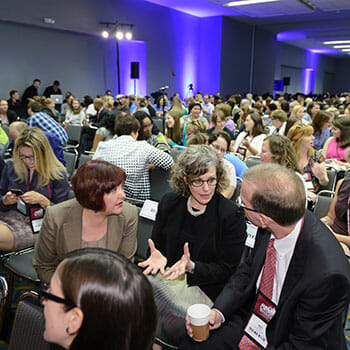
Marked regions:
[139,145,246,301]
[0,127,69,251]
[40,248,157,350]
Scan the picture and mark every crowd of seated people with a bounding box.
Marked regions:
[1,83,350,348]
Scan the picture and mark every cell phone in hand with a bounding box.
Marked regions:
[10,189,24,196]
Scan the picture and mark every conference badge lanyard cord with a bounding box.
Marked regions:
[17,179,51,234]
[242,217,304,349]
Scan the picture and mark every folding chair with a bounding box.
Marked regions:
[65,124,82,147]
[320,167,338,192]
[77,153,92,169]
[135,207,155,261]
[245,156,261,168]
[153,118,165,133]
[313,190,335,219]
[63,151,76,180]
[231,177,243,202]
[8,298,63,350]
[150,167,172,202]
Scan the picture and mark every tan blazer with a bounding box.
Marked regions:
[33,198,138,284]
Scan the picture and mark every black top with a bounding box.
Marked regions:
[151,191,246,300]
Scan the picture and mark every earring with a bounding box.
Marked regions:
[66,327,69,334]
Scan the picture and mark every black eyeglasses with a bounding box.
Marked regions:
[191,177,217,187]
[38,289,76,309]
[236,196,259,213]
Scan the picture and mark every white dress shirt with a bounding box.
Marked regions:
[256,218,303,304]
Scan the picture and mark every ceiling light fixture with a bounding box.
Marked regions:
[333,45,350,49]
[324,40,350,45]
[341,49,350,52]
[225,0,279,7]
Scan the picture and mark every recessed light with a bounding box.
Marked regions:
[323,40,350,45]
[225,0,279,6]
[341,49,350,52]
[333,45,350,49]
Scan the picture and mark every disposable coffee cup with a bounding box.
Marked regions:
[187,304,211,342]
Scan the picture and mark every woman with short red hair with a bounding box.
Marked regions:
[33,159,138,285]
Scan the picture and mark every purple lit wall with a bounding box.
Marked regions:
[302,50,318,94]
[169,10,200,99]
[198,16,222,95]
[118,39,147,96]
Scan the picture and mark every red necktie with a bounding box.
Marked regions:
[239,238,277,349]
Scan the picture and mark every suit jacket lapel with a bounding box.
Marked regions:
[62,200,83,252]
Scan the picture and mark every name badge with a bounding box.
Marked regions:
[245,223,258,248]
[303,172,314,190]
[17,198,27,215]
[243,292,277,349]
[29,206,45,234]
[140,200,158,221]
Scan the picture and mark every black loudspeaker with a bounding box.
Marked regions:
[131,62,139,79]
[283,77,290,86]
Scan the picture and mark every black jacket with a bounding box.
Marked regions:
[152,191,246,301]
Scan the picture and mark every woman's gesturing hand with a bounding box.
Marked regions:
[138,239,167,275]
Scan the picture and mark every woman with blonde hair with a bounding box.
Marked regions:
[0,127,69,251]
[287,124,328,194]
[290,104,304,122]
[41,97,61,122]
[165,110,183,147]
[170,96,186,116]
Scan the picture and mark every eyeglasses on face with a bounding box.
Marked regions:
[236,196,259,213]
[38,289,76,309]
[19,154,35,161]
[191,177,217,187]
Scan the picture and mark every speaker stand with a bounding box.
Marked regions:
[133,79,137,95]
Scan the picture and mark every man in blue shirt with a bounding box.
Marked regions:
[27,101,68,145]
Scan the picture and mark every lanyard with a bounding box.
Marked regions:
[26,175,51,201]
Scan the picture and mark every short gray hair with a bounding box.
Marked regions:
[243,163,306,226]
[170,145,228,197]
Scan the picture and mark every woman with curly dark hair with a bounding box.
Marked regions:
[139,145,246,301]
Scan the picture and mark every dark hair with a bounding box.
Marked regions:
[115,114,140,136]
[99,112,116,135]
[306,102,320,116]
[208,131,231,152]
[312,111,330,133]
[9,90,18,97]
[247,111,266,137]
[284,116,299,136]
[72,160,126,211]
[82,96,93,107]
[268,103,277,112]
[332,117,350,148]
[244,164,306,226]
[188,102,202,114]
[280,101,290,113]
[28,101,42,113]
[134,111,159,140]
[53,80,60,86]
[60,248,157,350]
[33,79,41,84]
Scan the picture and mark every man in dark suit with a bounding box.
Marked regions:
[181,163,350,349]
[78,97,109,154]
[22,79,41,108]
